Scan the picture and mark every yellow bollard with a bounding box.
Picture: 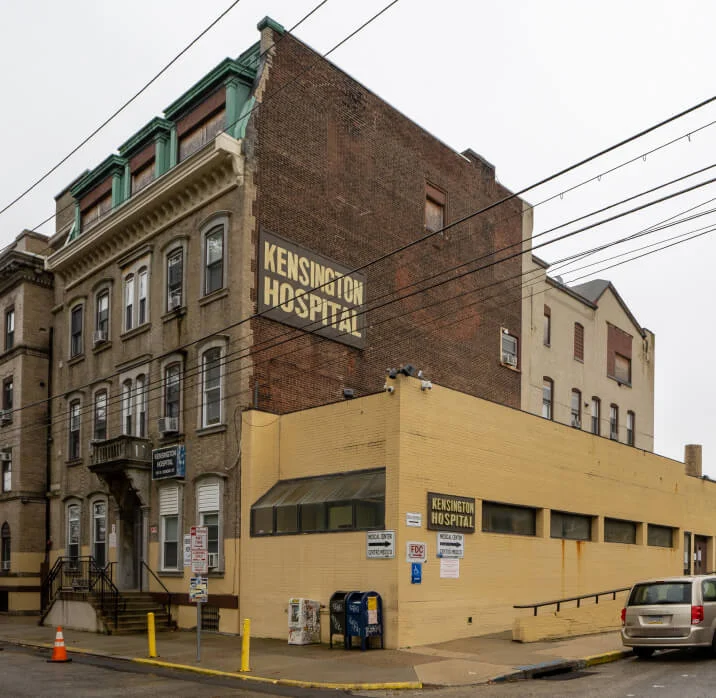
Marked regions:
[147,612,157,658]
[240,617,251,672]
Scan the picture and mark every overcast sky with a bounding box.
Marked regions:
[1,1,714,472]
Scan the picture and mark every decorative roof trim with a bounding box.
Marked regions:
[71,155,125,199]
[119,117,173,157]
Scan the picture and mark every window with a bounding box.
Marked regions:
[164,363,181,419]
[2,377,12,411]
[92,500,107,568]
[543,306,551,346]
[124,275,135,330]
[204,226,224,295]
[482,501,536,536]
[614,353,631,384]
[551,511,592,541]
[94,391,107,441]
[138,269,148,325]
[81,192,112,229]
[122,380,133,435]
[96,290,109,339]
[159,486,180,570]
[591,397,601,435]
[251,469,385,537]
[542,378,553,420]
[627,411,635,446]
[610,404,619,440]
[501,330,518,368]
[198,480,221,569]
[166,248,184,311]
[1,523,9,571]
[604,518,637,544]
[5,308,14,351]
[202,348,222,427]
[179,109,226,162]
[131,162,154,194]
[425,184,446,233]
[648,524,674,548]
[136,375,147,438]
[570,389,581,428]
[1,455,10,493]
[69,400,81,460]
[70,305,83,357]
[67,503,80,563]
[123,260,151,332]
[574,323,584,361]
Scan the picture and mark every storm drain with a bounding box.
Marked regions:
[536,669,597,681]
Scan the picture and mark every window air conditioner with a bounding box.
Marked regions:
[157,417,179,434]
[1,560,9,571]
[168,293,182,311]
[503,353,517,367]
[571,418,581,429]
[0,452,10,462]
[0,411,10,426]
[93,329,108,345]
[207,552,219,569]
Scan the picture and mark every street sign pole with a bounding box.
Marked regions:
[197,601,201,662]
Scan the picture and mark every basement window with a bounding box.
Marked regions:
[251,468,385,536]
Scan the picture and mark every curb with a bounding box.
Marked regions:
[0,638,422,691]
[584,649,633,666]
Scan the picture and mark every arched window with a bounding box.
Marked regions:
[1,522,10,571]
[92,500,107,568]
[67,504,80,564]
[202,347,222,427]
[136,374,147,438]
[204,226,224,295]
[122,380,133,435]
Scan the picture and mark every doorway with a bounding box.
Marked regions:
[694,535,709,575]
[118,492,143,590]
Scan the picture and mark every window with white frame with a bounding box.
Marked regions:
[610,404,619,441]
[5,308,14,351]
[501,330,518,368]
[197,479,221,570]
[591,397,601,435]
[94,390,108,441]
[69,400,81,459]
[166,248,184,311]
[201,347,222,427]
[1,452,10,493]
[122,380,133,435]
[124,275,135,330]
[92,500,107,568]
[1,522,9,571]
[159,486,180,570]
[138,268,148,325]
[542,378,553,420]
[95,290,109,340]
[570,389,581,428]
[164,362,181,419]
[67,503,80,564]
[70,305,84,357]
[204,226,224,295]
[136,374,147,438]
[123,257,151,331]
[627,410,635,446]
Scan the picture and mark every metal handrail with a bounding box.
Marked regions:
[514,586,631,616]
[140,560,174,628]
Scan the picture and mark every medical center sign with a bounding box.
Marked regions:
[258,229,366,349]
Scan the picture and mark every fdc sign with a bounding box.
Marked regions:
[406,541,427,563]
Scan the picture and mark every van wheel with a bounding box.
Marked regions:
[634,648,654,660]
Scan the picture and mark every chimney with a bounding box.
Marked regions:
[685,444,702,478]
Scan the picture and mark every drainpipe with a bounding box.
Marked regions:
[44,328,53,564]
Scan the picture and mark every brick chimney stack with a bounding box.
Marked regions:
[685,444,703,478]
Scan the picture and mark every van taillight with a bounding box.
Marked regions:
[692,605,704,624]
[621,608,626,625]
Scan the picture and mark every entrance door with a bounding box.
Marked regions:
[694,536,709,575]
[118,493,143,590]
[684,532,692,575]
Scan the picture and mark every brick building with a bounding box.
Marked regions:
[38,17,528,628]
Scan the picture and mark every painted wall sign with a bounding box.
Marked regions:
[152,444,186,480]
[258,229,367,348]
[427,492,476,532]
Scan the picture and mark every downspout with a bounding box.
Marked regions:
[44,327,53,565]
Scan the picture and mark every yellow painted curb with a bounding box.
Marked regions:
[584,650,630,667]
[133,658,422,690]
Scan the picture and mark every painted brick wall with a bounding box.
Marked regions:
[249,30,524,414]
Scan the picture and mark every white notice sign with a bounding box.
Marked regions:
[406,512,422,527]
[108,533,117,549]
[440,558,460,578]
[366,530,395,559]
[191,526,209,574]
[183,534,192,567]
[437,531,464,558]
[406,541,427,563]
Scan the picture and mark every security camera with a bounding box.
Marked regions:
[383,383,395,394]
[421,380,432,391]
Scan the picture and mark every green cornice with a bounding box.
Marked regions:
[71,155,126,198]
[118,117,173,156]
[257,16,285,35]
[164,58,256,121]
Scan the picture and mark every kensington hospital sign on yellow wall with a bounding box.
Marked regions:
[258,229,367,349]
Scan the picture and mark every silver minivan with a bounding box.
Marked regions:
[621,576,716,658]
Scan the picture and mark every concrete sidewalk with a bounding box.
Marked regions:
[0,616,630,689]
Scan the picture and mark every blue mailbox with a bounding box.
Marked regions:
[344,590,383,650]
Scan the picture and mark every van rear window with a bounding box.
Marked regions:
[629,582,692,605]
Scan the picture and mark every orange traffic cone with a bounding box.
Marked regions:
[47,626,71,663]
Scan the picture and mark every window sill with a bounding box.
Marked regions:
[607,374,632,388]
[157,570,183,577]
[156,431,185,445]
[199,288,229,307]
[197,424,227,437]
[67,354,85,367]
[66,458,84,467]
[121,323,151,342]
[500,361,520,373]
[162,307,186,323]
[92,340,112,355]
[574,357,584,363]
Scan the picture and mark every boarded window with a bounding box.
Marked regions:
[179,109,226,161]
[574,323,584,361]
[543,306,551,346]
[551,511,592,541]
[482,501,536,536]
[614,354,631,384]
[425,183,446,233]
[604,518,637,544]
[648,524,674,548]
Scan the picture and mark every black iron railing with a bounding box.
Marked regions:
[514,586,631,616]
[140,560,174,628]
[41,556,124,628]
